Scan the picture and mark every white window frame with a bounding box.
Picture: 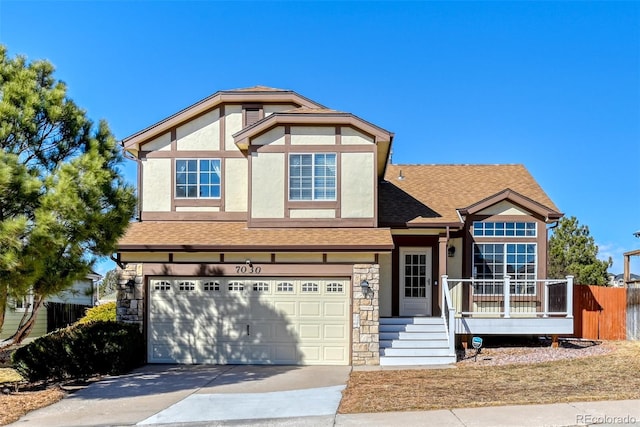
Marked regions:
[13,293,33,312]
[473,221,537,237]
[472,243,538,295]
[175,158,222,199]
[288,153,337,201]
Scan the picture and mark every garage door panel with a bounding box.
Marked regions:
[148,277,350,365]
[323,346,348,363]
[324,324,348,339]
[324,301,348,317]
[299,302,321,317]
[298,324,322,340]
[273,301,297,316]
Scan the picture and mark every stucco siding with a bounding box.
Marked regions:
[341,152,374,218]
[341,127,373,145]
[289,209,336,219]
[120,252,170,262]
[275,253,324,263]
[141,132,171,152]
[142,158,171,211]
[225,105,243,151]
[176,109,220,151]
[379,252,392,317]
[253,126,285,146]
[224,253,272,263]
[478,201,529,216]
[290,126,335,145]
[251,153,285,218]
[225,158,248,212]
[326,253,377,263]
[172,253,221,262]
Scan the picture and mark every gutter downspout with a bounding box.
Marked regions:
[121,141,142,222]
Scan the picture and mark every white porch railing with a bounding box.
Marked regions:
[440,274,456,357]
[442,275,574,319]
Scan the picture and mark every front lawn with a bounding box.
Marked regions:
[339,341,640,413]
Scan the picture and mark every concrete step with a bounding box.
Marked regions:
[380,355,457,366]
[381,347,452,357]
[379,339,450,349]
[379,323,446,333]
[380,331,449,341]
[380,317,445,326]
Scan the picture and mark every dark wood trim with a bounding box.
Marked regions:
[173,199,222,207]
[141,150,245,159]
[287,201,338,209]
[170,157,176,212]
[122,243,393,252]
[248,218,376,228]
[141,211,247,221]
[257,144,375,153]
[219,106,226,151]
[335,126,342,145]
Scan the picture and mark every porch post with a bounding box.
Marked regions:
[543,281,549,318]
[566,275,574,319]
[438,235,448,316]
[503,275,511,318]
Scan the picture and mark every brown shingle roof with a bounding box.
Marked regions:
[380,164,560,227]
[118,222,393,251]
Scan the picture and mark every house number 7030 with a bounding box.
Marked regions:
[235,265,262,274]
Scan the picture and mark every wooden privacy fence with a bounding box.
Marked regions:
[628,285,640,340]
[46,302,89,333]
[572,285,627,340]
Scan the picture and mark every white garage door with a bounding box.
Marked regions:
[148,277,351,365]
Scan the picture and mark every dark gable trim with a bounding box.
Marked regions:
[458,188,563,223]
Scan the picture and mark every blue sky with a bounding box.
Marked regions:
[1,1,639,276]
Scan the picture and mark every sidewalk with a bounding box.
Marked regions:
[149,399,640,427]
[335,400,640,427]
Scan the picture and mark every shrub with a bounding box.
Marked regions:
[11,321,144,382]
[77,301,116,324]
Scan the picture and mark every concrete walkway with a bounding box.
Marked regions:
[9,365,640,426]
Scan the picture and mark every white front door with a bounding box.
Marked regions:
[400,248,432,316]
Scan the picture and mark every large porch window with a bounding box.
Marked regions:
[473,243,537,295]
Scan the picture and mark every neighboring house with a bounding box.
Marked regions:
[116,86,573,366]
[608,273,640,287]
[1,273,102,340]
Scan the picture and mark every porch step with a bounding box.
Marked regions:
[379,317,455,366]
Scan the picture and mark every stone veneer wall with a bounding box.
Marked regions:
[116,263,144,329]
[352,263,380,365]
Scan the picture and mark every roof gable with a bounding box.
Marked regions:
[458,188,563,222]
[122,86,326,151]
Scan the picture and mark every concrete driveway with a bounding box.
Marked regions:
[10,365,351,426]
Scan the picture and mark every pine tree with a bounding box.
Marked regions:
[548,216,611,285]
[0,46,136,345]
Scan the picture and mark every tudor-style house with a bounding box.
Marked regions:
[116,86,573,366]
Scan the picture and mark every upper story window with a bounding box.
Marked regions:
[473,221,536,237]
[176,159,221,198]
[289,153,336,201]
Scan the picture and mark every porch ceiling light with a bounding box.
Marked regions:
[360,280,370,296]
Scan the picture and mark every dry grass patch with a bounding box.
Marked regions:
[0,386,65,426]
[339,341,640,414]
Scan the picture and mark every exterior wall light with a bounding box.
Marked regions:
[447,245,456,257]
[360,280,371,297]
